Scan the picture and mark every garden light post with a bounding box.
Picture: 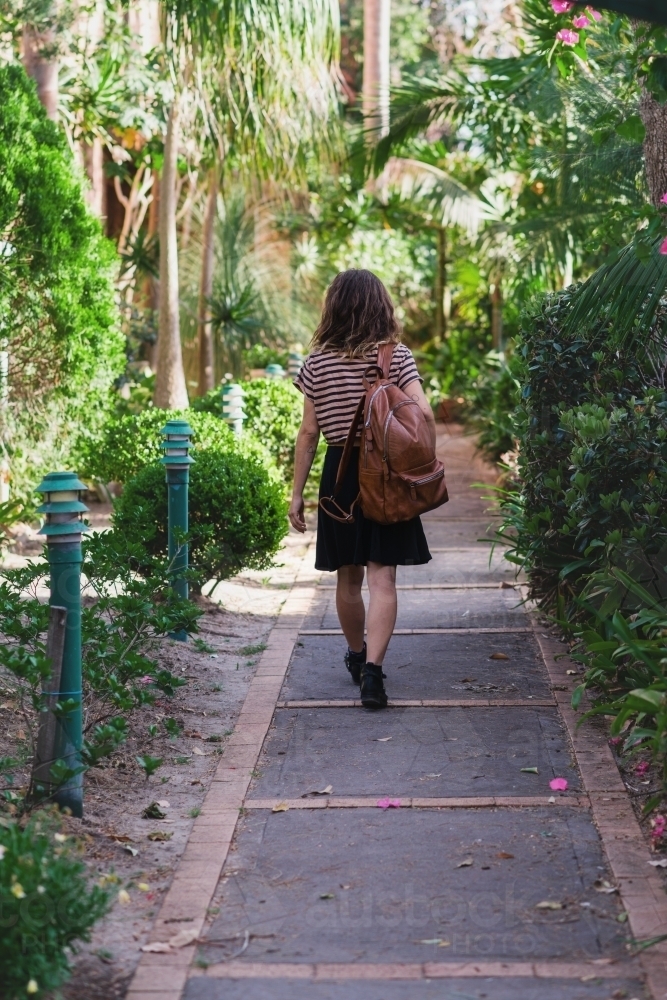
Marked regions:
[161,420,193,640]
[222,383,245,435]
[287,346,304,380]
[36,471,89,819]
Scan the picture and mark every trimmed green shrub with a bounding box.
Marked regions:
[112,450,288,590]
[501,288,657,608]
[0,63,124,500]
[78,408,272,486]
[468,353,520,464]
[0,811,109,998]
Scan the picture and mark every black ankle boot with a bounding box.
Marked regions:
[360,662,388,709]
[344,642,366,684]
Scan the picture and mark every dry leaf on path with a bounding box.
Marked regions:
[648,859,667,868]
[169,928,199,948]
[520,767,539,774]
[456,857,473,868]
[141,942,171,953]
[496,852,514,859]
[272,802,289,812]
[536,901,563,910]
[147,831,172,842]
[489,652,510,660]
[417,938,451,946]
[375,737,393,742]
[302,785,333,797]
[123,845,139,857]
[192,747,208,756]
[593,879,618,894]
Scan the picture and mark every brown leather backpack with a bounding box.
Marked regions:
[320,343,449,525]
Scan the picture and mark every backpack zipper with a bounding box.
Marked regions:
[409,468,444,486]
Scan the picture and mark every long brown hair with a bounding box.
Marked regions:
[311,269,400,357]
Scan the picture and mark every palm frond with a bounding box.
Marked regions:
[376,157,482,235]
[566,237,667,345]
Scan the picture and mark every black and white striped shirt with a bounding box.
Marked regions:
[294,344,422,444]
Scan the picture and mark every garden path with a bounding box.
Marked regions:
[126,425,666,1000]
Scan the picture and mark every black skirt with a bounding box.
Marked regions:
[315,446,432,572]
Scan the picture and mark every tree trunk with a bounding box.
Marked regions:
[144,173,160,372]
[154,99,189,410]
[435,227,447,340]
[362,0,390,138]
[22,25,58,120]
[197,167,218,396]
[83,139,106,217]
[491,281,503,351]
[639,90,667,209]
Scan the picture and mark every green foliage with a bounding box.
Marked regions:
[240,379,303,473]
[0,811,109,998]
[78,407,273,485]
[0,532,200,809]
[0,63,123,499]
[468,354,520,464]
[501,287,667,796]
[112,450,288,591]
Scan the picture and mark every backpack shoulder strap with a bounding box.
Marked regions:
[378,342,396,379]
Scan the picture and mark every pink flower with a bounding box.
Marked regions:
[377,797,401,809]
[556,28,579,45]
[660,192,667,205]
[609,736,622,746]
[660,238,667,255]
[651,815,666,841]
[586,6,603,20]
[573,14,589,27]
[551,0,574,11]
[549,777,568,792]
[635,761,650,776]
[138,675,154,685]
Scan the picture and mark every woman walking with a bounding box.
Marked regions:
[288,269,437,710]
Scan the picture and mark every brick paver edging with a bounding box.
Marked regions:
[529,616,667,1000]
[189,958,638,981]
[124,539,319,1000]
[243,795,589,809]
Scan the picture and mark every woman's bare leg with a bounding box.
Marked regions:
[366,562,397,664]
[336,564,365,652]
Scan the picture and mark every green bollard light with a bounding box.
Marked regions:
[36,471,89,819]
[160,419,194,641]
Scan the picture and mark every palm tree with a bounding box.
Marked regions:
[363,0,390,138]
[152,0,339,409]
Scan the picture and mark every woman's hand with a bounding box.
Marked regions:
[288,494,307,533]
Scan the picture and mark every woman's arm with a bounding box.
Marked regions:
[288,396,320,533]
[404,378,436,449]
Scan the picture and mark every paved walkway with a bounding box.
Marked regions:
[127,426,667,1000]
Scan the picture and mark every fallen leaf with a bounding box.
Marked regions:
[301,785,333,797]
[319,893,334,899]
[548,796,556,804]
[593,879,618,894]
[520,767,539,774]
[417,938,450,946]
[375,737,393,742]
[123,845,139,857]
[147,831,172,842]
[192,747,208,756]
[616,912,628,923]
[138,883,150,892]
[142,803,166,820]
[565,669,577,675]
[157,800,170,808]
[110,834,134,844]
[496,852,514,859]
[549,777,568,792]
[456,857,473,868]
[536,901,563,910]
[169,928,199,948]
[141,942,171,953]
[377,797,401,809]
[648,859,667,868]
[272,802,289,813]
[489,652,510,660]
[118,889,131,905]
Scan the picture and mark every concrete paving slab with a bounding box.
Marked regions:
[249,707,580,799]
[184,976,647,1000]
[303,589,528,632]
[395,551,518,586]
[201,809,627,965]
[282,634,552,702]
